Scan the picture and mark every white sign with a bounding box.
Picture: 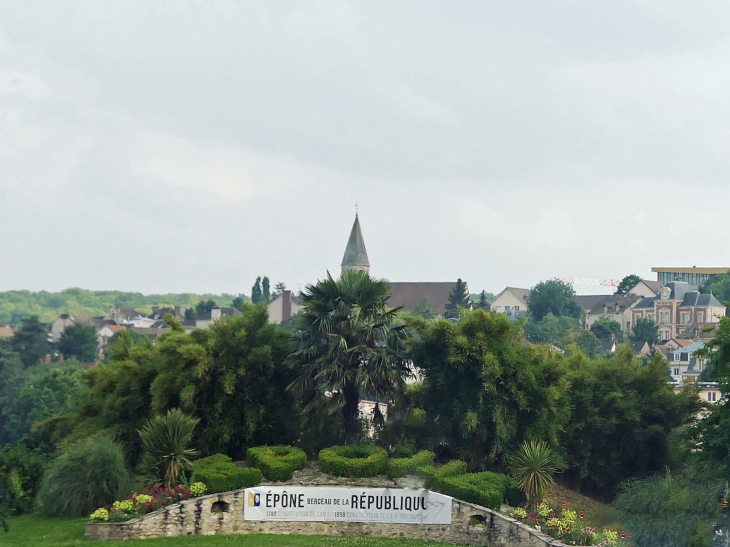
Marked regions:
[243,486,452,525]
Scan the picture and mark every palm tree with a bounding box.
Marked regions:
[138,408,199,487]
[508,440,563,505]
[288,270,412,445]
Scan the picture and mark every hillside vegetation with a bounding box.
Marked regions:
[0,289,241,323]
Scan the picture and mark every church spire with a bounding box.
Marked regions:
[341,214,370,276]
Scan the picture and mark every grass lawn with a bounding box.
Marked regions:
[3,515,456,547]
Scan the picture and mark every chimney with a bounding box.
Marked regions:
[174,305,180,316]
[152,306,159,317]
[211,306,221,321]
[282,291,292,321]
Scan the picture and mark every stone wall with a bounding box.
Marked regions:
[86,487,573,547]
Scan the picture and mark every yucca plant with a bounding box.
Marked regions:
[138,409,199,488]
[507,440,562,505]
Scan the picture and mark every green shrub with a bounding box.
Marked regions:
[246,445,307,482]
[36,437,133,517]
[429,471,512,510]
[393,442,416,459]
[387,450,435,479]
[432,459,467,479]
[688,521,711,547]
[318,445,388,477]
[193,454,262,493]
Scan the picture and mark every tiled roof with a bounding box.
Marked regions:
[388,282,461,316]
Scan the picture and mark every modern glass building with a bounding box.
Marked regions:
[652,267,730,289]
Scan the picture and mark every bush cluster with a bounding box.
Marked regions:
[192,454,262,493]
[386,450,435,479]
[246,445,307,482]
[89,486,194,523]
[429,471,517,510]
[36,437,133,517]
[318,445,388,478]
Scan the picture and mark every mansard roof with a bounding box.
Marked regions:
[341,214,370,269]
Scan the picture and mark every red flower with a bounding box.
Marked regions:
[621,532,627,538]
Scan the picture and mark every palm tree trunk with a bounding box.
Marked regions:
[342,381,360,445]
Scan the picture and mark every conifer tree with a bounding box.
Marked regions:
[251,277,263,304]
[262,277,271,303]
[444,279,471,319]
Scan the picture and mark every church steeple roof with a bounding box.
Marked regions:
[341,214,370,275]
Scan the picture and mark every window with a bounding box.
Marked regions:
[661,330,670,341]
[674,368,680,376]
[659,311,670,324]
[698,312,705,323]
[680,312,690,324]
[504,306,510,312]
[514,306,519,311]
[647,314,654,322]
[673,353,680,361]
[708,391,717,402]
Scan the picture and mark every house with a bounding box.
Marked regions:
[104,306,141,325]
[268,291,303,324]
[673,382,721,404]
[628,280,664,297]
[0,323,15,339]
[656,338,696,359]
[681,322,720,341]
[190,306,242,330]
[49,314,113,342]
[584,294,643,334]
[389,282,466,317]
[668,341,707,386]
[490,287,529,320]
[629,281,725,342]
[600,337,618,354]
[97,324,125,358]
[631,341,652,357]
[149,306,183,320]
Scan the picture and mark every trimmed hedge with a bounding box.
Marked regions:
[429,471,515,510]
[192,454,262,493]
[318,445,388,478]
[246,445,307,482]
[432,459,467,479]
[387,450,435,479]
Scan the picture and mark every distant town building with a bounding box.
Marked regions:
[268,290,303,324]
[490,287,529,321]
[341,214,370,276]
[652,267,728,289]
[630,281,726,341]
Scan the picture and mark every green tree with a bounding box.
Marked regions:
[561,347,702,498]
[149,309,298,458]
[615,274,642,295]
[251,277,263,304]
[474,290,493,310]
[526,280,583,322]
[632,316,660,346]
[138,409,199,487]
[231,295,245,310]
[262,276,271,303]
[411,310,571,466]
[412,296,439,320]
[444,278,471,319]
[58,323,98,362]
[569,329,602,358]
[272,282,287,300]
[184,307,196,320]
[590,316,624,342]
[11,316,49,367]
[0,343,27,447]
[288,270,411,445]
[195,299,216,317]
[525,313,579,344]
[693,317,730,479]
[4,363,85,447]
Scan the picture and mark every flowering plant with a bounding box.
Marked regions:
[88,484,204,522]
[506,499,626,546]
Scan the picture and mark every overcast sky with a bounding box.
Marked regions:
[2,1,729,296]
